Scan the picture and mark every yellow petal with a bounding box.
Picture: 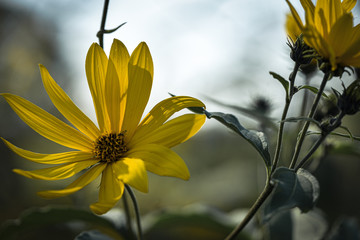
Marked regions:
[329,13,353,56]
[126,144,190,180]
[2,138,93,164]
[121,42,153,140]
[131,96,205,144]
[90,164,124,215]
[38,163,106,198]
[1,93,93,151]
[286,0,305,31]
[85,43,110,132]
[40,64,100,140]
[109,39,130,131]
[342,25,360,59]
[129,114,205,148]
[104,58,121,133]
[13,160,98,180]
[341,0,357,12]
[315,8,329,40]
[113,158,148,193]
[300,0,315,15]
[285,13,302,42]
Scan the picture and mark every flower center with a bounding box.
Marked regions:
[94,132,127,163]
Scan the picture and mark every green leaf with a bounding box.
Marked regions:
[203,95,277,129]
[204,110,271,174]
[270,71,289,98]
[0,206,123,240]
[298,85,328,98]
[264,167,320,222]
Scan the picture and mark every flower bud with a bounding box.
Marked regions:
[333,80,360,115]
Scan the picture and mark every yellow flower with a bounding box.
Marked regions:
[1,39,206,215]
[285,12,302,42]
[286,0,359,71]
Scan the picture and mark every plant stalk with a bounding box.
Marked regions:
[98,0,110,48]
[271,62,300,174]
[125,185,143,240]
[289,71,331,169]
[225,183,274,240]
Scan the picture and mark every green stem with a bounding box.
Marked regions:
[271,62,300,174]
[294,134,327,172]
[289,71,331,169]
[294,111,345,171]
[225,182,274,240]
[122,191,135,238]
[125,185,143,240]
[97,0,110,48]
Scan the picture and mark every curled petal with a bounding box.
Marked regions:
[13,160,98,180]
[90,164,124,215]
[113,158,148,193]
[1,93,93,151]
[126,144,190,180]
[40,64,100,140]
[131,96,205,143]
[130,114,205,148]
[2,138,93,164]
[37,163,106,199]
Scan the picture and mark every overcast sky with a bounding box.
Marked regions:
[2,0,319,125]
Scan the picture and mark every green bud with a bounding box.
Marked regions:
[287,35,313,65]
[333,80,360,115]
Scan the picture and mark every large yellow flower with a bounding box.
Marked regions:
[286,0,360,71]
[1,39,206,215]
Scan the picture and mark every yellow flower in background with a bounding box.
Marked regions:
[286,0,360,71]
[2,39,206,215]
[285,12,302,42]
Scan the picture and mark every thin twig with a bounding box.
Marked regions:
[225,183,274,240]
[122,191,135,238]
[97,0,110,48]
[125,185,143,240]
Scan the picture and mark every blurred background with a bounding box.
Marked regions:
[0,0,360,239]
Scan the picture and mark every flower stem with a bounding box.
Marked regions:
[225,182,274,240]
[97,0,110,48]
[294,134,327,172]
[122,191,135,238]
[289,71,331,169]
[271,62,300,174]
[125,185,143,240]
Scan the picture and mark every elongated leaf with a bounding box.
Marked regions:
[270,72,289,98]
[281,117,321,128]
[298,85,328,98]
[204,111,271,174]
[0,206,122,239]
[264,167,319,222]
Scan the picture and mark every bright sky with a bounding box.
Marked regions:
[3,0,303,125]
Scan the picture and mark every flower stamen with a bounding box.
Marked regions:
[94,132,127,162]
